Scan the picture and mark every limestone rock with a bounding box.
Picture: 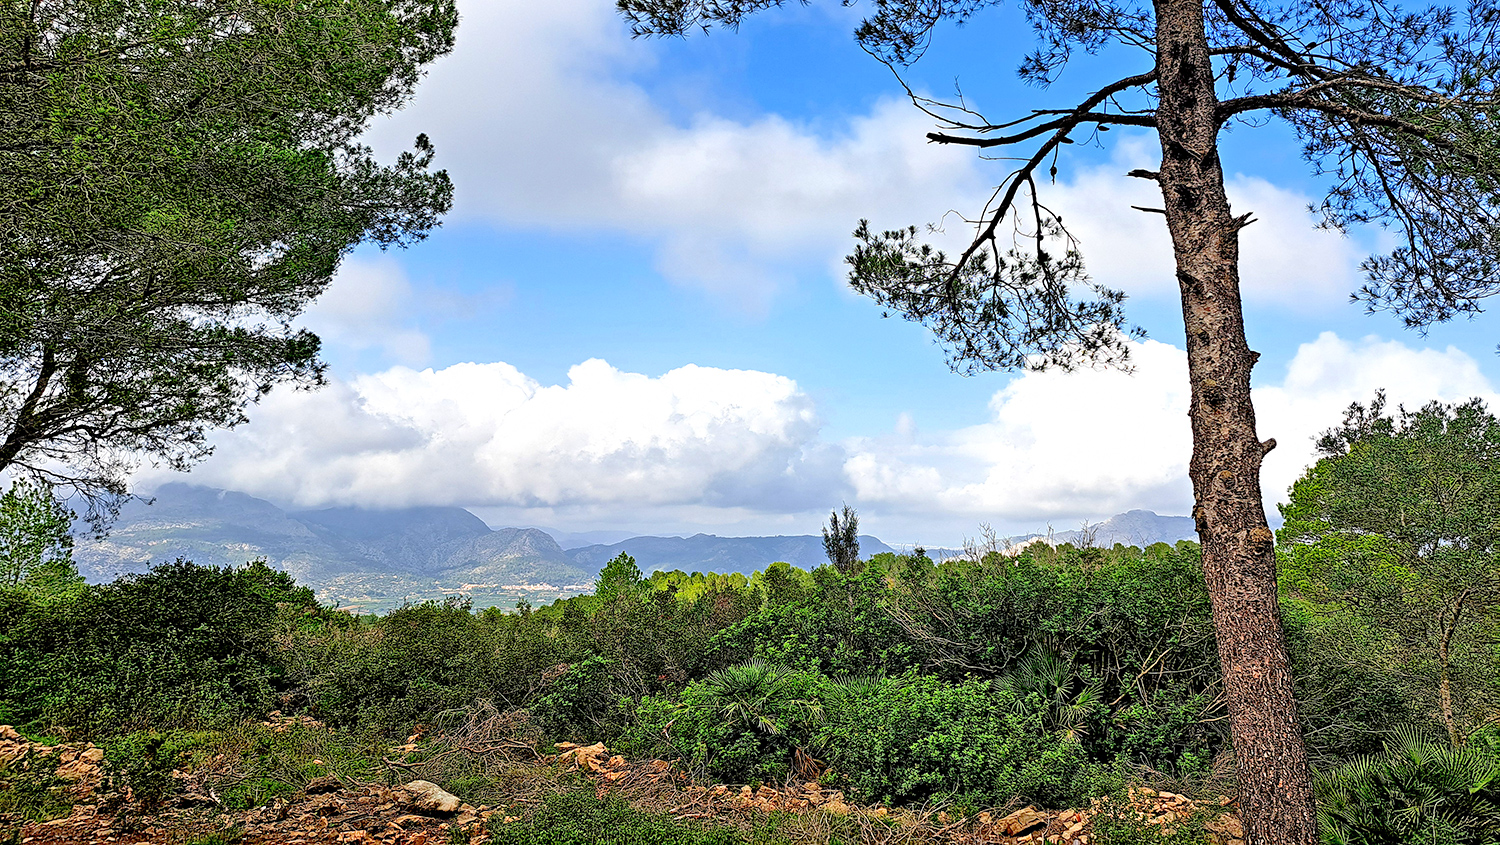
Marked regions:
[999,806,1049,836]
[399,780,462,816]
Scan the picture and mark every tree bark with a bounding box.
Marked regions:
[1152,0,1318,841]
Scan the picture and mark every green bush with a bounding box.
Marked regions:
[634,660,828,785]
[103,729,215,808]
[1,559,317,736]
[529,653,631,742]
[821,671,1115,808]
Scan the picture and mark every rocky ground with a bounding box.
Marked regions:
[3,726,1245,845]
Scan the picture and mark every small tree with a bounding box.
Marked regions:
[0,480,79,601]
[822,505,861,574]
[596,552,645,602]
[1280,393,1500,747]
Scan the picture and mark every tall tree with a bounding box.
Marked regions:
[1280,393,1500,748]
[823,504,861,574]
[619,0,1500,838]
[0,0,457,522]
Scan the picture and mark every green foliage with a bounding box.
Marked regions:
[596,553,645,603]
[0,559,318,735]
[0,0,457,505]
[1280,394,1500,748]
[103,729,215,809]
[1315,728,1500,845]
[996,649,1106,743]
[0,481,78,603]
[486,788,790,845]
[641,661,828,784]
[18,529,1484,826]
[820,671,1114,808]
[821,506,860,575]
[0,747,73,821]
[288,597,522,732]
[529,654,628,741]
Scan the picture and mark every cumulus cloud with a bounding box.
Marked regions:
[150,358,841,513]
[845,339,1195,523]
[138,331,1490,539]
[846,333,1500,530]
[1255,332,1500,501]
[365,0,985,309]
[300,258,432,365]
[360,2,1375,312]
[1048,137,1369,309]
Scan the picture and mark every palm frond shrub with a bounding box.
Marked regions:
[1315,726,1500,845]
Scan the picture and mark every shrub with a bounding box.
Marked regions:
[529,654,631,742]
[1314,728,1500,845]
[103,729,215,809]
[2,559,317,736]
[821,671,1115,808]
[631,661,828,785]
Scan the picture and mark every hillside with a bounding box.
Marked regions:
[73,484,593,611]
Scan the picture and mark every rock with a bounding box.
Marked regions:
[399,781,462,816]
[999,807,1049,836]
[303,777,341,795]
[392,814,429,828]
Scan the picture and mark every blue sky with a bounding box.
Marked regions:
[139,0,1500,546]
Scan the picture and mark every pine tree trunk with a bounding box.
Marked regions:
[1152,0,1318,841]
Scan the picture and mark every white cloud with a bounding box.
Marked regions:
[1048,137,1369,309]
[146,334,1496,539]
[363,0,985,308]
[845,339,1195,522]
[151,358,839,512]
[845,333,1499,530]
[363,2,1374,312]
[1255,332,1500,502]
[300,258,432,365]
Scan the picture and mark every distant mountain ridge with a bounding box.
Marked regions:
[72,484,1198,611]
[1026,510,1198,550]
[73,485,594,609]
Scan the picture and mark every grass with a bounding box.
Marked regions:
[487,789,799,845]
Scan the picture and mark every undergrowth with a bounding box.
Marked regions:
[0,748,72,821]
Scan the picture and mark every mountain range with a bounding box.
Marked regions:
[71,483,1197,611]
